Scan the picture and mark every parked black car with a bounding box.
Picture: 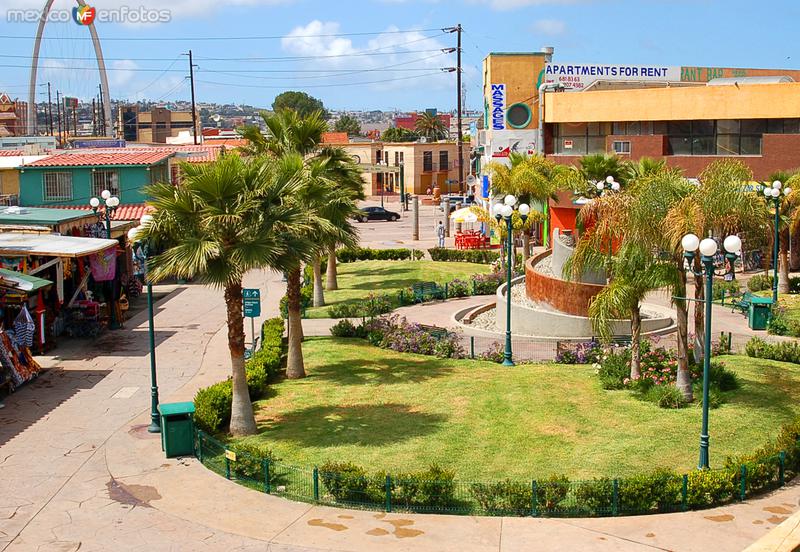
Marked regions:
[356,206,400,222]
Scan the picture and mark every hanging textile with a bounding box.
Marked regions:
[89,247,117,282]
[13,305,34,348]
[0,331,40,388]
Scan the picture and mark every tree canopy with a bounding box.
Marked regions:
[272,91,329,119]
[333,114,361,136]
[381,127,419,142]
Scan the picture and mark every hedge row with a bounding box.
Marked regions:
[746,337,800,364]
[748,274,800,293]
[337,247,424,263]
[428,247,500,264]
[194,317,286,433]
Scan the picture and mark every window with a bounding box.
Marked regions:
[506,102,531,128]
[376,150,382,163]
[553,122,608,155]
[399,152,404,163]
[423,151,433,171]
[439,150,449,170]
[612,141,631,154]
[91,170,119,198]
[394,152,399,165]
[43,172,72,202]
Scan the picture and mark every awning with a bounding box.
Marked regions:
[0,233,118,258]
[0,268,52,293]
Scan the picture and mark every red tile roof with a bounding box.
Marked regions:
[26,151,173,167]
[322,132,349,144]
[0,150,24,157]
[35,203,154,221]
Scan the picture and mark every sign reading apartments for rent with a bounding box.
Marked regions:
[541,63,682,90]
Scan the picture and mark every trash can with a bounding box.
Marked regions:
[158,402,196,458]
[748,297,772,331]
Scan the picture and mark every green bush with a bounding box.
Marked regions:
[228,441,277,481]
[470,479,532,515]
[393,464,457,510]
[336,247,420,263]
[619,469,682,514]
[319,461,368,503]
[330,319,361,337]
[280,284,312,319]
[686,469,736,508]
[428,247,500,264]
[261,317,285,345]
[709,361,739,392]
[745,337,800,364]
[713,279,741,301]
[644,385,687,409]
[597,348,631,390]
[245,362,269,399]
[575,478,612,515]
[445,278,470,298]
[748,274,774,292]
[194,381,233,433]
[538,474,570,514]
[327,293,395,318]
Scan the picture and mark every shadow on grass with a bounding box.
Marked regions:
[724,379,800,419]
[309,355,455,386]
[259,403,447,447]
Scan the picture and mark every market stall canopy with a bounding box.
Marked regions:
[450,207,479,224]
[0,268,51,292]
[0,206,94,228]
[0,233,117,258]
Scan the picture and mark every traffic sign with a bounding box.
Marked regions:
[243,288,261,318]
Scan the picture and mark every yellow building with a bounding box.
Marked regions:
[0,153,49,204]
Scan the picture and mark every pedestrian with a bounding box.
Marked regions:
[426,186,432,196]
[436,220,445,248]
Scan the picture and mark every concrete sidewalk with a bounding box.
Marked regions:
[2,269,800,551]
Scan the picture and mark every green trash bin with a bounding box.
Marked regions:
[158,402,196,458]
[748,297,772,331]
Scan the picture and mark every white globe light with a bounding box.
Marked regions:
[699,238,718,257]
[773,180,782,189]
[595,182,604,191]
[764,187,772,197]
[611,182,621,191]
[504,194,517,206]
[681,233,700,252]
[785,187,793,196]
[140,214,154,225]
[501,204,514,218]
[89,197,100,208]
[518,203,531,216]
[493,203,504,217]
[606,175,614,184]
[101,189,111,200]
[127,228,139,241]
[109,196,120,207]
[772,187,781,198]
[723,235,742,255]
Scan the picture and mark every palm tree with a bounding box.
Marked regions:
[630,157,667,179]
[414,112,448,141]
[578,153,633,186]
[140,155,307,435]
[239,109,328,157]
[767,170,797,295]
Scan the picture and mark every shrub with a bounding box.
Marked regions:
[336,247,417,263]
[470,479,532,515]
[538,474,570,514]
[327,293,395,319]
[479,342,505,363]
[618,469,682,514]
[745,337,800,364]
[319,461,369,503]
[712,279,741,301]
[446,278,470,298]
[556,341,602,365]
[393,464,457,510]
[245,361,269,399]
[330,319,359,337]
[470,272,505,295]
[194,381,233,433]
[261,317,285,345]
[228,441,277,481]
[365,315,464,359]
[644,385,687,409]
[768,308,790,336]
[575,478,613,515]
[597,347,630,390]
[428,247,500,264]
[686,469,736,508]
[748,274,773,292]
[327,303,363,319]
[709,361,739,392]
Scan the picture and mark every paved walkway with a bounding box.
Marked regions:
[1,269,799,551]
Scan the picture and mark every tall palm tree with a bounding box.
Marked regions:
[768,170,797,295]
[239,109,328,158]
[578,153,633,186]
[414,112,448,141]
[140,155,308,435]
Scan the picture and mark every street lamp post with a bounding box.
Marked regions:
[493,195,530,367]
[90,189,121,330]
[682,233,742,469]
[128,214,160,433]
[763,180,792,304]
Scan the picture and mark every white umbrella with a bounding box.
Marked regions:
[450,207,479,224]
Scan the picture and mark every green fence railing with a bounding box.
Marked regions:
[194,429,797,518]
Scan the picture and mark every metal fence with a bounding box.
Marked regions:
[194,429,796,518]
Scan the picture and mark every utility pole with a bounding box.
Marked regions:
[46,82,53,136]
[186,50,199,145]
[98,84,106,137]
[92,98,97,135]
[450,24,464,194]
[55,91,62,145]
[73,101,78,138]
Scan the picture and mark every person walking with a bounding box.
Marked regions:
[436,220,445,248]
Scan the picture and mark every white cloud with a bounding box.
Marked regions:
[109,59,138,87]
[532,18,566,35]
[467,0,585,10]
[280,20,458,93]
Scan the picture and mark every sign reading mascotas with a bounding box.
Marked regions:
[542,63,682,90]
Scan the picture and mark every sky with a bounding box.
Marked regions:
[0,0,798,112]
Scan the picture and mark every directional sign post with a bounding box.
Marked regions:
[243,288,261,356]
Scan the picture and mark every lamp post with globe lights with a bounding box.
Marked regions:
[127,214,160,433]
[763,180,792,304]
[493,194,530,366]
[90,189,121,329]
[682,232,742,469]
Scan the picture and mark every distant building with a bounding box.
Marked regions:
[0,93,28,137]
[119,105,197,144]
[394,112,451,133]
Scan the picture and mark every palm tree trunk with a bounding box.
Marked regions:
[326,244,338,290]
[779,228,791,294]
[522,232,531,263]
[790,227,800,271]
[224,281,257,436]
[286,267,306,379]
[312,255,325,307]
[630,304,641,380]
[674,262,693,401]
[693,256,705,368]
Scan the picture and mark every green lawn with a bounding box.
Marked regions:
[305,260,491,319]
[236,338,800,480]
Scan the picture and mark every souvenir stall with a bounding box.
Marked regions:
[0,232,120,352]
[0,269,50,397]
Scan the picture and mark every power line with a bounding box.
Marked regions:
[197,71,447,89]
[0,27,445,42]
